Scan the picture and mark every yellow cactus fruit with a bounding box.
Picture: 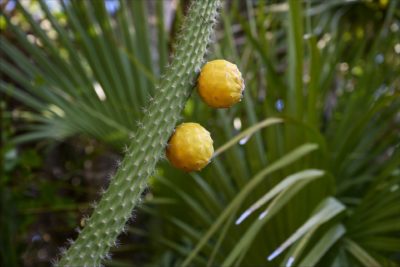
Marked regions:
[198,59,245,108]
[166,122,214,172]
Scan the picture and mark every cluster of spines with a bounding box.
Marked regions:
[57,0,221,266]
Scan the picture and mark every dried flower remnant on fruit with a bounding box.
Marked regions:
[198,59,245,108]
[166,123,214,172]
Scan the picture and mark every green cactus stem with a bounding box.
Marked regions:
[57,0,221,266]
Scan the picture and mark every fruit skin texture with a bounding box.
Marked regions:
[198,59,245,108]
[167,123,214,172]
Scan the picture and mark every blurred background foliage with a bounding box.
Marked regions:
[1,0,399,266]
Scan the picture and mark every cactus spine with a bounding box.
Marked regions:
[57,0,221,266]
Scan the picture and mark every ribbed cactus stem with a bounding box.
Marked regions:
[57,0,220,266]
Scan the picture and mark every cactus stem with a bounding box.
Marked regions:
[57,1,220,266]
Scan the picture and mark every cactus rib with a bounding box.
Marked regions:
[57,0,221,266]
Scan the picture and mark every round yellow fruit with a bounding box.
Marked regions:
[166,122,214,172]
[198,59,245,108]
